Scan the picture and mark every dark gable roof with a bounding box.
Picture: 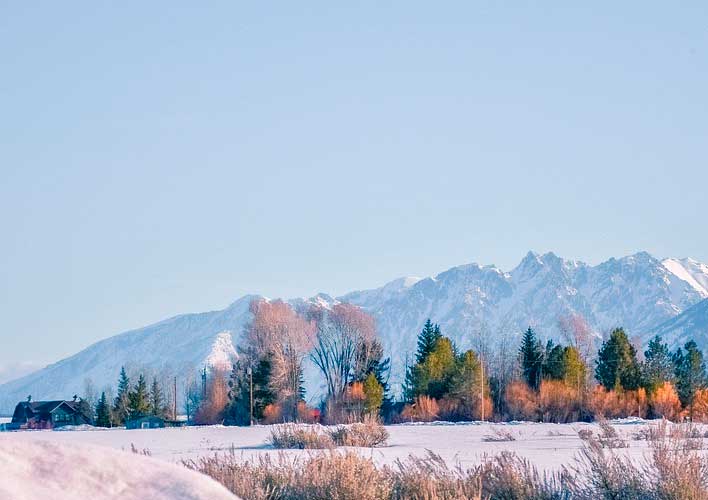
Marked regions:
[12,400,81,422]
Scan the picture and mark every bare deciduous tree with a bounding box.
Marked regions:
[310,303,377,400]
[245,299,315,417]
[558,313,596,363]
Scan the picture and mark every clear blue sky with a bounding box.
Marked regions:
[1,2,707,376]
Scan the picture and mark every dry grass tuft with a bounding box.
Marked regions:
[269,424,334,449]
[482,427,516,442]
[329,417,389,447]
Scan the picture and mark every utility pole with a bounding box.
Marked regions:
[248,366,254,426]
[480,352,485,422]
[201,366,207,400]
[173,376,178,421]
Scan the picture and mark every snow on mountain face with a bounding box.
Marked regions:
[0,252,706,411]
[662,258,708,297]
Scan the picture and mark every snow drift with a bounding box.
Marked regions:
[0,435,237,500]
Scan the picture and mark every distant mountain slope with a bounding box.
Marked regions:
[649,298,708,349]
[1,252,706,412]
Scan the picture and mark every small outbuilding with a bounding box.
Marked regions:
[125,416,186,429]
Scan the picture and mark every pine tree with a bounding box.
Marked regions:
[642,335,674,393]
[112,367,130,425]
[543,341,566,380]
[595,327,642,391]
[416,319,442,364]
[95,392,111,427]
[128,374,150,420]
[415,337,457,399]
[75,398,94,424]
[519,327,543,390]
[449,349,489,420]
[149,377,166,417]
[674,340,708,417]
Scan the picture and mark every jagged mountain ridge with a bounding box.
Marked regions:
[1,251,707,412]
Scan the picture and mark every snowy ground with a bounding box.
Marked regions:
[0,435,237,500]
[3,419,702,473]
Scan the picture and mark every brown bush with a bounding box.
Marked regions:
[399,395,440,423]
[328,417,389,447]
[269,424,334,449]
[504,381,538,421]
[650,381,682,421]
[194,370,229,425]
[691,389,708,423]
[262,403,283,425]
[388,451,483,500]
[538,380,579,423]
[587,386,647,420]
[296,401,320,424]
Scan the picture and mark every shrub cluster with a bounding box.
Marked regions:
[269,420,389,449]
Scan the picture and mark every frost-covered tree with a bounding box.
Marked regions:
[310,303,377,399]
[245,299,315,419]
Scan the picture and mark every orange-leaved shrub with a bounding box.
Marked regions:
[587,386,648,420]
[649,382,682,421]
[399,395,440,422]
[504,381,538,421]
[539,380,580,423]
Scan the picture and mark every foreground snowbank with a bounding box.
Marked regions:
[0,435,237,500]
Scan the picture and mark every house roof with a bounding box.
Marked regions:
[12,400,81,423]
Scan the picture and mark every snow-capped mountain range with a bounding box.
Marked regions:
[1,251,707,412]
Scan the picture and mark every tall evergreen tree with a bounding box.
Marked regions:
[226,356,278,425]
[128,374,150,420]
[543,341,566,380]
[519,327,543,390]
[112,367,130,425]
[642,335,674,393]
[595,327,642,390]
[416,319,442,364]
[414,337,458,399]
[405,319,443,401]
[449,349,489,420]
[673,340,708,417]
[149,377,166,417]
[95,392,111,427]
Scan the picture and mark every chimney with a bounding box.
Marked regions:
[27,395,32,403]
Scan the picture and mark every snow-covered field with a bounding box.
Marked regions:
[2,419,698,473]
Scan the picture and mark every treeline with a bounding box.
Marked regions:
[84,299,708,426]
[86,368,174,427]
[399,320,708,423]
